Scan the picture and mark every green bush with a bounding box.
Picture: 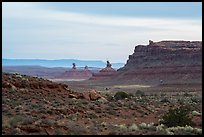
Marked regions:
[9,115,24,127]
[105,93,114,101]
[160,97,170,103]
[161,106,195,127]
[135,90,145,96]
[183,92,192,97]
[128,93,134,97]
[191,97,201,103]
[114,91,129,100]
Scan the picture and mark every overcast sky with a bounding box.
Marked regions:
[2,2,202,63]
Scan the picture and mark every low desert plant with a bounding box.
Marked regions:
[166,125,202,135]
[193,128,202,135]
[160,97,170,103]
[128,124,139,131]
[9,115,24,127]
[135,90,145,97]
[101,122,107,127]
[192,110,201,116]
[156,124,165,131]
[161,93,166,97]
[183,92,192,97]
[114,91,129,100]
[127,93,134,98]
[177,98,185,105]
[191,97,201,103]
[105,93,114,101]
[138,122,147,129]
[165,129,174,135]
[21,116,36,125]
[160,106,195,127]
[118,124,128,130]
[107,109,117,115]
[146,122,156,130]
[10,85,17,93]
[41,119,56,125]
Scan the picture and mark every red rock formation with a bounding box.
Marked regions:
[60,69,92,79]
[116,40,202,84]
[82,89,106,101]
[57,65,93,80]
[2,73,107,102]
[90,61,117,80]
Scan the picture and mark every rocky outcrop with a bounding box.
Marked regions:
[2,72,106,102]
[57,65,93,80]
[82,89,108,101]
[116,40,202,84]
[90,61,117,80]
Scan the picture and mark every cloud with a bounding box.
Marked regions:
[3,2,201,31]
[2,2,202,62]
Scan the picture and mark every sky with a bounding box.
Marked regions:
[2,2,202,63]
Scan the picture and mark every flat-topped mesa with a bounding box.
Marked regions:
[116,40,202,84]
[124,40,202,69]
[148,40,202,49]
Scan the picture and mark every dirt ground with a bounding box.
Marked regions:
[59,78,202,95]
[2,73,202,135]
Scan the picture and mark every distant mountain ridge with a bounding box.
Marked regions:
[2,59,125,69]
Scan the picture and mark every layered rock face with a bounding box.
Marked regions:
[117,40,202,84]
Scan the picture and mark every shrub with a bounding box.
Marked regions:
[156,124,165,131]
[193,128,202,135]
[192,110,201,116]
[129,124,139,131]
[177,98,185,105]
[41,119,56,125]
[161,93,166,96]
[21,116,36,125]
[161,106,195,127]
[160,97,170,103]
[146,122,156,130]
[114,91,129,100]
[135,90,145,97]
[118,124,127,130]
[128,93,134,97]
[166,125,202,135]
[191,97,201,103]
[183,93,192,97]
[107,110,117,115]
[138,122,147,129]
[10,85,17,93]
[9,115,24,127]
[105,93,113,101]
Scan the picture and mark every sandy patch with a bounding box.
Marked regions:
[49,79,87,82]
[113,85,152,89]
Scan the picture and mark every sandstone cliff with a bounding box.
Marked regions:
[116,40,202,84]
